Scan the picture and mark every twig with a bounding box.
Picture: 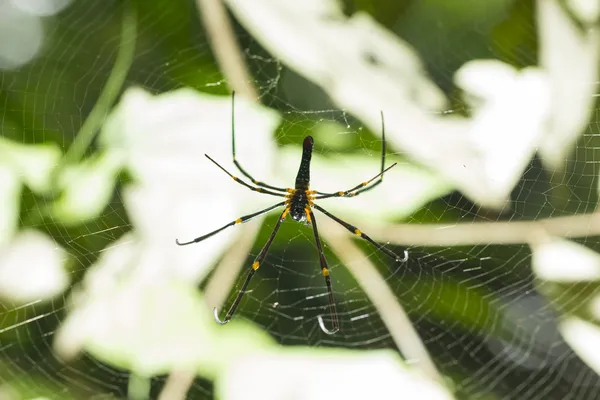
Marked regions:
[195,0,259,100]
[157,370,196,400]
[363,211,600,247]
[62,3,137,165]
[319,217,446,387]
[204,221,263,309]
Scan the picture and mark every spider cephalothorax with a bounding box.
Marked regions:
[176,93,408,335]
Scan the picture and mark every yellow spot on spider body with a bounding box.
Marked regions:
[305,209,312,222]
[252,261,260,270]
[235,218,242,224]
[322,267,329,277]
[354,229,362,236]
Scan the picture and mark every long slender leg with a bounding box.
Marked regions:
[305,208,339,335]
[313,204,408,263]
[175,201,286,246]
[314,163,397,199]
[229,91,288,192]
[214,207,290,325]
[205,154,286,198]
[315,111,392,199]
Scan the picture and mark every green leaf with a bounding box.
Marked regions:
[531,237,600,376]
[0,138,61,195]
[217,349,453,400]
[0,164,20,247]
[55,280,275,378]
[51,151,122,226]
[0,230,69,304]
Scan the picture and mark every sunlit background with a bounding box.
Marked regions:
[1,0,600,399]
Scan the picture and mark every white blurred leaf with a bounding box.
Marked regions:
[531,237,600,282]
[218,350,454,400]
[560,318,600,376]
[537,0,600,168]
[0,164,20,247]
[55,281,212,376]
[0,137,61,194]
[566,0,600,25]
[51,151,122,225]
[0,230,69,304]
[100,87,280,192]
[55,279,275,378]
[226,0,551,209]
[96,88,281,283]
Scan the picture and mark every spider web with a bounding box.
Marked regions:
[1,0,600,399]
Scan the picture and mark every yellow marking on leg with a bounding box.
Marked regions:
[235,218,242,224]
[362,182,368,186]
[322,267,329,277]
[252,261,260,270]
[281,207,290,220]
[287,188,295,194]
[305,208,312,223]
[233,176,238,181]
[338,191,345,196]
[354,229,362,236]
[256,187,262,192]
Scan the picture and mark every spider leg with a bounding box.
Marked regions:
[305,208,339,335]
[205,154,287,197]
[214,206,290,325]
[175,201,286,246]
[313,204,408,263]
[315,111,395,199]
[314,162,396,199]
[229,91,288,192]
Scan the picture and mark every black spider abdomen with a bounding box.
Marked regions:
[290,190,310,223]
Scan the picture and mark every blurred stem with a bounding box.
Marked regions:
[204,220,263,308]
[195,0,259,100]
[62,3,137,166]
[128,374,150,400]
[157,370,196,400]
[319,217,447,388]
[364,210,600,247]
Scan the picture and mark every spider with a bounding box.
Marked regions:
[176,93,408,335]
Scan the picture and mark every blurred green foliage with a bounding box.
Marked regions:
[0,0,595,399]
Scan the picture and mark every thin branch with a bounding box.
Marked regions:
[362,211,600,247]
[319,217,447,388]
[195,0,259,100]
[157,370,196,400]
[62,3,137,165]
[204,221,263,309]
